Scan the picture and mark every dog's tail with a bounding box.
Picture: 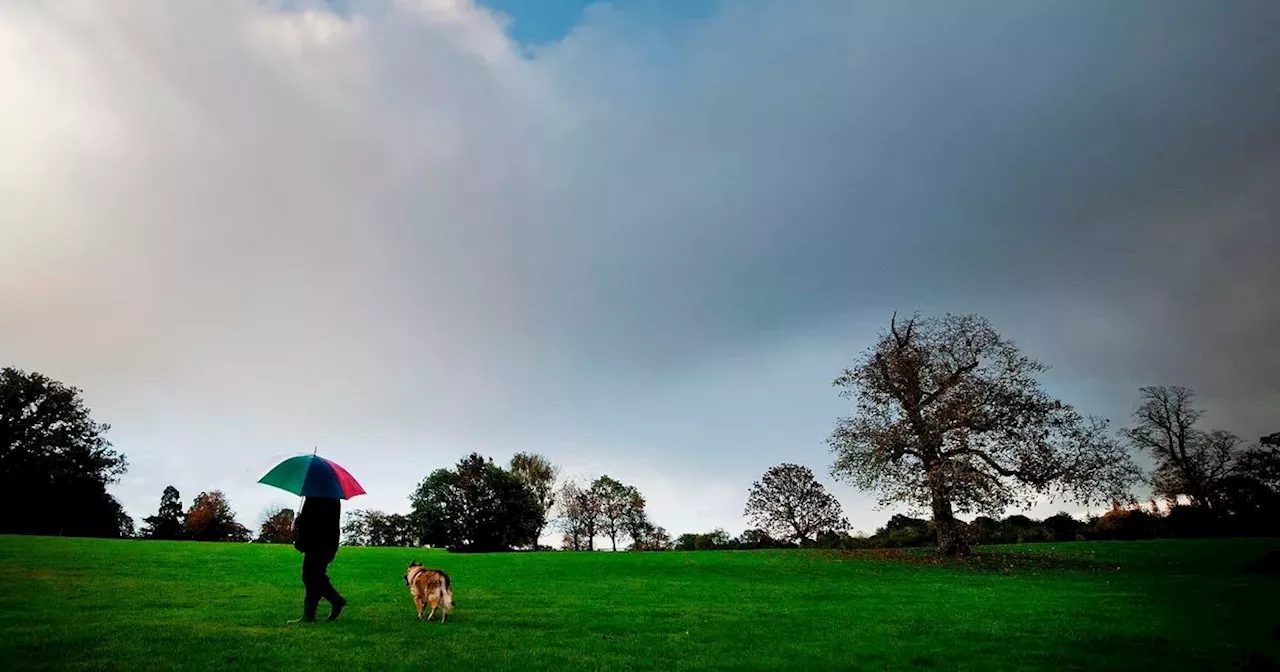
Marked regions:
[440,572,454,610]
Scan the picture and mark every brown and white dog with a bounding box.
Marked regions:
[403,561,454,623]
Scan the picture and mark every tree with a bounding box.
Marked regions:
[744,463,848,545]
[592,476,644,551]
[344,509,414,547]
[377,513,414,547]
[1235,434,1280,493]
[1042,512,1084,541]
[1120,386,1241,509]
[509,452,559,549]
[556,479,602,550]
[628,518,672,551]
[736,528,794,549]
[342,509,374,546]
[673,528,735,551]
[140,486,187,540]
[0,367,131,538]
[117,510,136,539]
[409,453,541,552]
[827,312,1138,555]
[257,507,295,544]
[184,490,250,542]
[620,504,669,551]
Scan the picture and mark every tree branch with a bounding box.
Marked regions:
[941,446,1022,478]
[921,360,979,407]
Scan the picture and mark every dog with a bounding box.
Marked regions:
[403,561,454,623]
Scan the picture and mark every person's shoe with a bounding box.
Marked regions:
[326,594,347,622]
[287,600,318,624]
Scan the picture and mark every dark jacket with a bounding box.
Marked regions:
[294,497,340,554]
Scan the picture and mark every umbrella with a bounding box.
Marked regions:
[258,451,366,500]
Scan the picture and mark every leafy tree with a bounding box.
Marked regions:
[0,367,131,538]
[184,490,250,542]
[1091,500,1160,540]
[591,475,644,551]
[620,505,668,551]
[509,452,559,549]
[736,528,795,550]
[744,463,848,545]
[1042,511,1084,541]
[968,515,1001,543]
[343,509,415,547]
[673,528,735,551]
[1235,435,1280,492]
[342,509,374,546]
[556,479,601,550]
[117,511,136,539]
[1121,386,1242,509]
[1003,514,1034,528]
[140,486,187,540]
[999,514,1049,543]
[810,530,861,549]
[410,453,541,552]
[629,523,672,551]
[827,313,1138,555]
[257,507,295,544]
[874,514,935,548]
[377,513,414,547]
[410,469,459,547]
[1214,475,1277,519]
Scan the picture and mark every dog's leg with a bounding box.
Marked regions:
[427,605,437,622]
[415,595,425,621]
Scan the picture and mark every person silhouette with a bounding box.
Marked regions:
[289,496,346,623]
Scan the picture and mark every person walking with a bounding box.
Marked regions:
[289,495,347,623]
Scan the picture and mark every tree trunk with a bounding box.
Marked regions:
[931,488,969,556]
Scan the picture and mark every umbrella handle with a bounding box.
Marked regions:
[301,447,315,523]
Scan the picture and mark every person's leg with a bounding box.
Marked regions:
[289,552,322,623]
[317,550,346,621]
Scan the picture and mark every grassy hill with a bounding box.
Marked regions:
[1,535,1277,670]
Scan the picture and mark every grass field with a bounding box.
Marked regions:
[1,536,1277,671]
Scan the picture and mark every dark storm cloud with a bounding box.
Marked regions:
[530,2,1280,384]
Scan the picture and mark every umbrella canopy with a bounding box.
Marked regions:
[258,453,366,500]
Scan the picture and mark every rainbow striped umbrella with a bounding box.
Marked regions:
[257,452,366,500]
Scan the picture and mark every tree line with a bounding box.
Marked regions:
[4,310,1277,555]
[344,452,667,552]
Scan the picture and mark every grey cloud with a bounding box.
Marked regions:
[531,1,1280,365]
[1,1,1276,533]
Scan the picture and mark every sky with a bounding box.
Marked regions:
[2,0,1278,544]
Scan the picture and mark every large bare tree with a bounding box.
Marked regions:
[827,312,1138,555]
[1120,385,1242,509]
[744,463,848,545]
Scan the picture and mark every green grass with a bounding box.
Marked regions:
[1,536,1277,670]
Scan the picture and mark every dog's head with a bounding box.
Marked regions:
[404,560,423,586]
